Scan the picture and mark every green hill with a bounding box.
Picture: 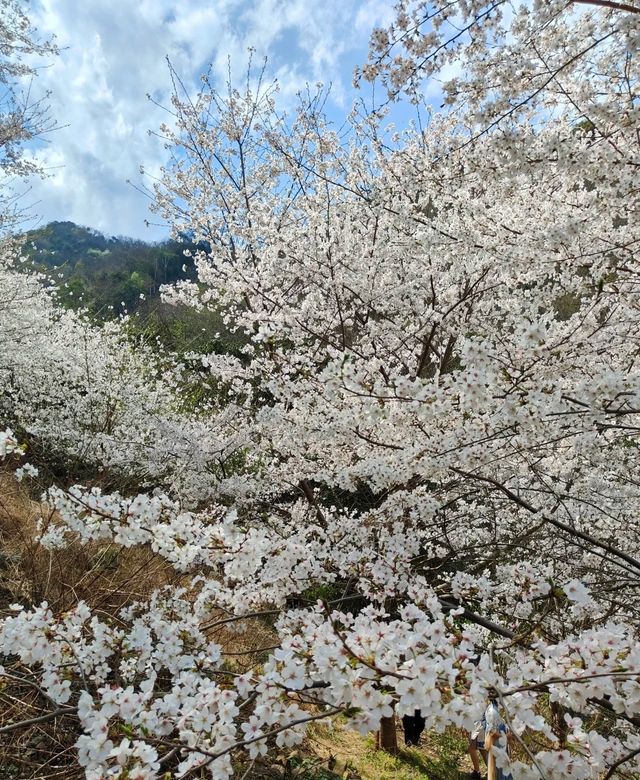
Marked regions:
[20,221,244,356]
[21,221,199,314]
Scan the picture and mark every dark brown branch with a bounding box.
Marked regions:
[0,707,76,734]
[572,0,640,14]
[451,467,640,574]
[603,746,640,779]
[300,478,327,524]
[440,598,516,640]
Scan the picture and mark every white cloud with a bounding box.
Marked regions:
[21,0,385,238]
[354,0,396,34]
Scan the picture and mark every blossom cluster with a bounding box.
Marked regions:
[2,0,640,777]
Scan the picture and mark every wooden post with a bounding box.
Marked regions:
[377,714,398,754]
[486,732,496,780]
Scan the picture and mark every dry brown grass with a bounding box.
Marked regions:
[0,470,179,614]
[0,467,285,779]
[3,470,466,780]
[0,468,183,779]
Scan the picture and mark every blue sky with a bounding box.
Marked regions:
[24,0,397,240]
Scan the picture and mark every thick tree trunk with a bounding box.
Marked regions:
[377,714,398,754]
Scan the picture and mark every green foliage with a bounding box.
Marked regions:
[21,221,199,318]
[19,221,249,359]
[307,723,470,780]
[128,303,247,358]
[357,732,466,780]
[301,582,346,603]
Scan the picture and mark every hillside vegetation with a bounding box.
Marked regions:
[1,0,640,778]
[20,221,245,356]
[21,221,196,313]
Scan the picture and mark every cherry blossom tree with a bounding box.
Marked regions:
[0,251,243,501]
[0,0,58,232]
[1,1,640,778]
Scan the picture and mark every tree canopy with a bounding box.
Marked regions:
[1,1,639,778]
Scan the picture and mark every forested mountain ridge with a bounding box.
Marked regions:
[20,220,198,314]
[19,221,243,355]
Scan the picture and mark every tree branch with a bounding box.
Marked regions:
[572,0,640,14]
[451,467,640,574]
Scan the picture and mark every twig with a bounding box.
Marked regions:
[451,467,640,574]
[603,746,640,779]
[0,707,76,734]
[201,609,280,631]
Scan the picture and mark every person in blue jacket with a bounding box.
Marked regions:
[483,699,514,780]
